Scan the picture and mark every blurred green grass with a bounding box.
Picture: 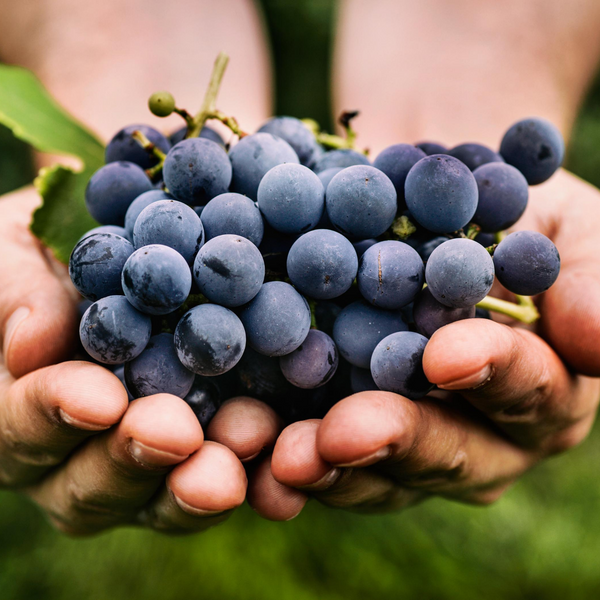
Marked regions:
[2,1,600,598]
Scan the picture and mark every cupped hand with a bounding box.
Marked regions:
[0,188,250,535]
[241,169,600,520]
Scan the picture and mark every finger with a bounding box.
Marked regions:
[0,188,79,377]
[272,420,342,490]
[424,319,599,451]
[521,171,600,376]
[139,442,247,534]
[317,391,535,503]
[0,361,128,487]
[207,397,283,462]
[272,420,423,513]
[27,394,203,535]
[246,455,308,521]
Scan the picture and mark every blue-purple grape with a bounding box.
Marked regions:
[493,230,560,295]
[279,329,339,389]
[163,138,232,205]
[373,143,426,202]
[313,149,370,173]
[448,143,504,171]
[370,331,433,399]
[415,142,448,155]
[200,193,264,246]
[405,155,478,234]
[257,116,318,166]
[326,165,397,239]
[473,163,529,232]
[229,133,299,200]
[124,190,171,239]
[425,238,494,308]
[357,240,423,309]
[124,333,194,399]
[105,124,171,169]
[69,233,133,301]
[287,229,358,300]
[121,245,192,315]
[133,199,204,264]
[79,295,151,364]
[332,300,408,368]
[193,235,264,307]
[500,118,564,185]
[257,163,324,234]
[174,304,246,376]
[240,281,311,357]
[85,161,152,226]
[413,287,476,338]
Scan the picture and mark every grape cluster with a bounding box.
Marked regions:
[71,114,563,425]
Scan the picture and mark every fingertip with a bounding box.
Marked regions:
[247,455,308,521]
[423,319,510,387]
[271,420,331,487]
[317,392,417,467]
[169,442,247,513]
[4,286,78,378]
[541,267,600,376]
[207,396,282,461]
[21,361,129,430]
[123,394,204,457]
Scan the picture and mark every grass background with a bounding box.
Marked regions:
[2,0,600,597]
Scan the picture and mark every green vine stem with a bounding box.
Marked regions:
[174,107,195,128]
[210,109,248,138]
[302,116,368,154]
[465,224,481,239]
[391,215,417,240]
[131,130,167,161]
[477,294,540,324]
[188,52,230,138]
[338,110,359,148]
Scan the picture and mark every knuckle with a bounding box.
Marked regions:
[547,420,593,455]
[47,515,98,538]
[0,421,62,470]
[466,485,509,506]
[64,478,125,520]
[445,449,469,482]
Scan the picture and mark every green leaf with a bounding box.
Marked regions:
[31,165,98,264]
[0,65,104,166]
[0,64,105,263]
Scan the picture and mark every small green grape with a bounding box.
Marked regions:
[148,91,175,117]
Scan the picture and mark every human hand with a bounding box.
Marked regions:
[241,169,600,519]
[0,188,252,535]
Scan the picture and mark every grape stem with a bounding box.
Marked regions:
[173,107,195,128]
[391,215,417,240]
[210,109,247,138]
[465,224,481,240]
[477,295,540,324]
[303,116,368,154]
[131,130,167,161]
[186,52,249,139]
[131,130,168,179]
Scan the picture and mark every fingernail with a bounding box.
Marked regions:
[3,307,30,357]
[436,364,493,391]
[128,439,188,468]
[334,446,391,468]
[240,451,261,463]
[299,468,341,491]
[58,408,112,431]
[174,496,224,517]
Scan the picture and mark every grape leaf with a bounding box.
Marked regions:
[0,64,105,263]
[31,165,98,263]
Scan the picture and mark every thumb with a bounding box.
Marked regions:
[0,187,78,378]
